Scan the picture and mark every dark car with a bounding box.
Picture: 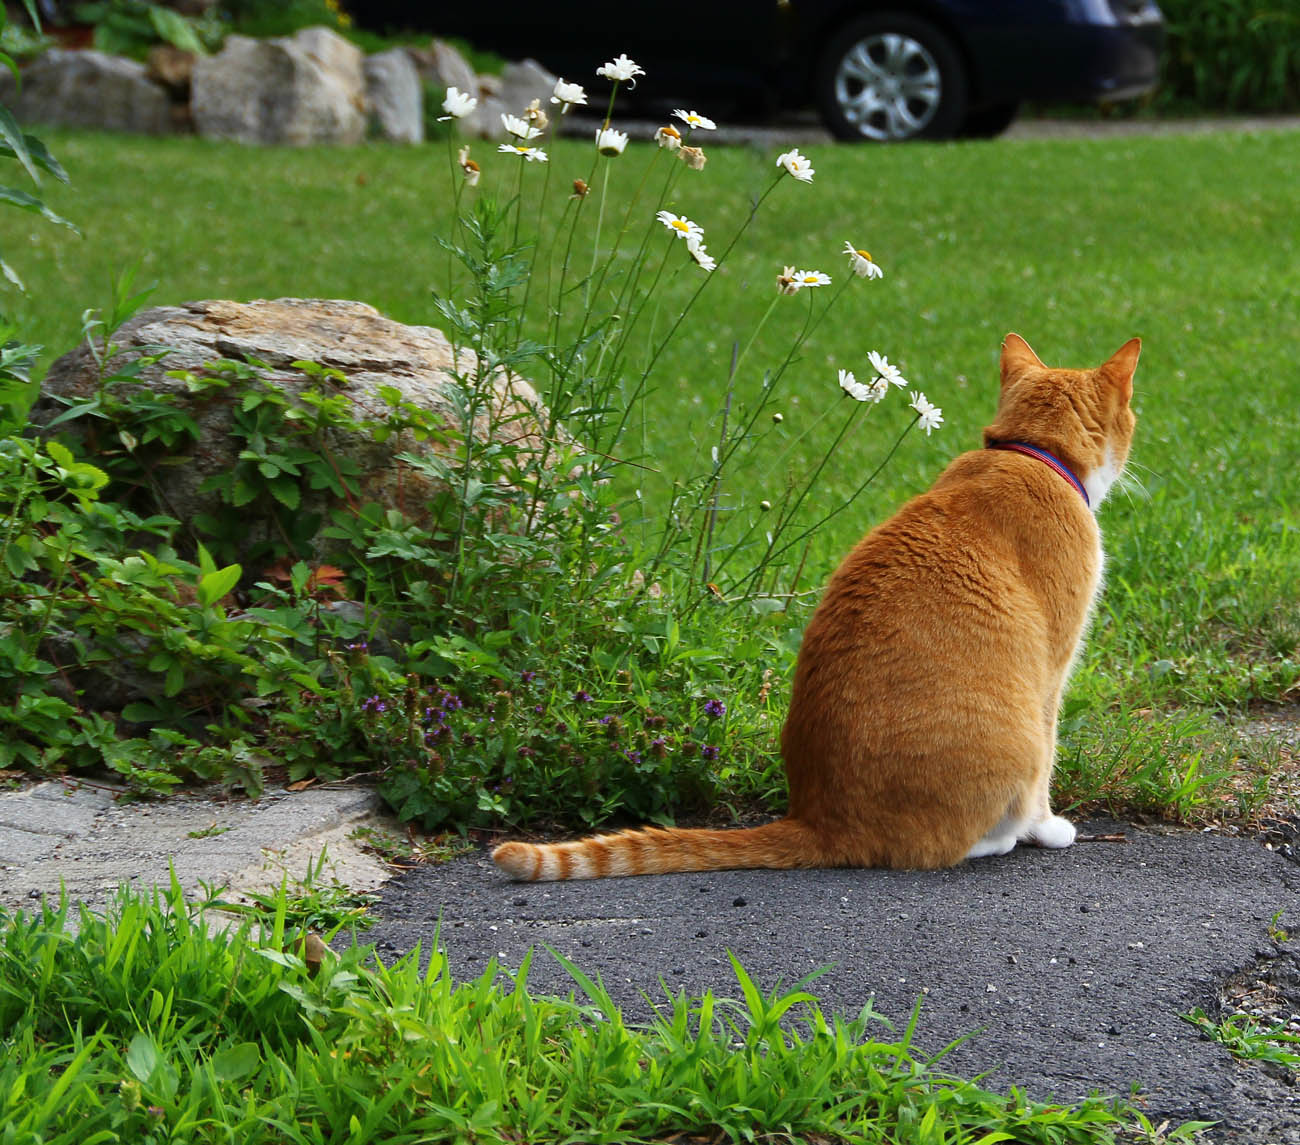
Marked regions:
[354,1,1164,141]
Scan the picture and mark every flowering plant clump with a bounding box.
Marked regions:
[395,48,946,830]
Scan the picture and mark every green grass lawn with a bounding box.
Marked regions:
[5,125,1299,817]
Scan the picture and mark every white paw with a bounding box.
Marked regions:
[965,833,1019,860]
[1026,815,1076,849]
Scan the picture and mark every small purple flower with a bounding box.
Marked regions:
[520,670,537,684]
[534,705,544,714]
[346,639,368,652]
[703,699,727,719]
[574,690,593,703]
[700,744,719,761]
[518,745,535,758]
[625,749,642,765]
[361,695,386,713]
[649,736,667,758]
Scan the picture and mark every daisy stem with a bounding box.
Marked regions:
[736,416,918,602]
[584,157,612,314]
[606,175,782,452]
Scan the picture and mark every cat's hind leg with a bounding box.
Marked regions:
[964,807,1025,860]
[1021,815,1076,849]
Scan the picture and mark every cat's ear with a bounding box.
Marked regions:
[1101,337,1142,400]
[1000,333,1044,386]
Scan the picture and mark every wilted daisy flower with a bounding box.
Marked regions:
[868,350,905,387]
[655,124,683,150]
[673,108,717,130]
[776,265,801,295]
[776,148,814,182]
[597,53,644,84]
[551,78,587,110]
[679,145,706,170]
[523,98,548,131]
[439,86,477,120]
[501,113,542,140]
[910,391,944,434]
[457,145,480,187]
[497,142,548,162]
[844,241,884,279]
[795,269,831,288]
[571,178,589,198]
[596,126,629,155]
[687,236,716,271]
[657,210,703,242]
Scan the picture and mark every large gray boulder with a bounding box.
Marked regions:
[363,47,424,143]
[0,49,172,134]
[191,26,366,145]
[28,299,560,555]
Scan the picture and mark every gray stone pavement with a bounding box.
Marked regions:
[0,777,393,919]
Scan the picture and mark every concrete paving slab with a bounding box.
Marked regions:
[0,778,394,919]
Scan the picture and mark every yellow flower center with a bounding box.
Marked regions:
[856,249,872,261]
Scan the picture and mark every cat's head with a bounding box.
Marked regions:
[982,334,1141,507]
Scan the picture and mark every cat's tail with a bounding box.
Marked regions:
[492,818,824,881]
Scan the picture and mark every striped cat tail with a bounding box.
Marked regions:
[492,819,823,881]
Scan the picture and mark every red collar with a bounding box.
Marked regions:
[988,441,1090,507]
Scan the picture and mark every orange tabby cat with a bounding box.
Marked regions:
[494,333,1140,880]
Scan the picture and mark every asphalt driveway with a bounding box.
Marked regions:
[363,817,1300,1142]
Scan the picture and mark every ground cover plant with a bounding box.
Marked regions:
[0,879,1209,1144]
[3,117,1298,829]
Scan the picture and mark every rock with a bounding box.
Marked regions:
[426,37,477,98]
[363,47,424,143]
[499,58,556,118]
[0,49,172,134]
[28,299,563,561]
[192,27,366,145]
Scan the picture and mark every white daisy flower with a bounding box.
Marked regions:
[501,113,542,140]
[776,265,801,295]
[655,124,683,150]
[551,78,588,110]
[686,236,716,272]
[795,269,831,288]
[439,86,477,120]
[776,148,814,183]
[869,350,906,387]
[673,108,717,130]
[497,142,548,162]
[595,127,629,155]
[844,241,884,279]
[838,368,863,398]
[657,210,703,242]
[597,53,645,84]
[910,391,944,434]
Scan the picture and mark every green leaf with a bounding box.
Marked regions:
[269,479,301,510]
[149,5,207,55]
[211,1042,261,1083]
[197,563,242,607]
[125,1033,158,1083]
[43,439,74,468]
[0,103,40,184]
[0,183,79,231]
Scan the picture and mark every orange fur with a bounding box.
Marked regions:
[493,334,1141,880]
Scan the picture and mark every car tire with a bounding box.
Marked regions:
[814,12,968,142]
[959,101,1020,139]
